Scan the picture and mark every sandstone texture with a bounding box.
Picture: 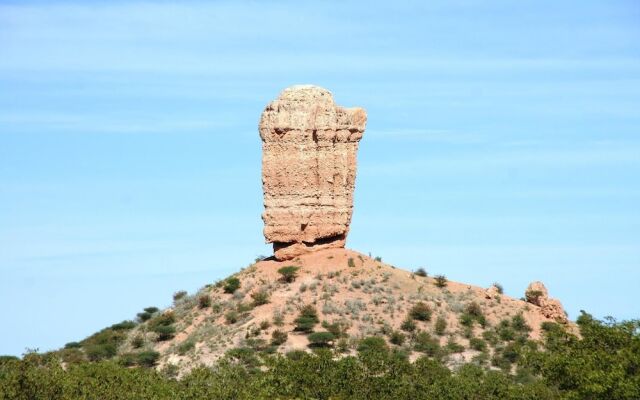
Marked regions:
[525,281,568,323]
[259,85,367,260]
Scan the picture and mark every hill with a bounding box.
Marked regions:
[3,249,639,399]
[58,248,573,376]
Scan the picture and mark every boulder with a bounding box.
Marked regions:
[525,281,568,323]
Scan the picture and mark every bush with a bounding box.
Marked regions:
[492,282,504,294]
[271,330,288,346]
[357,336,388,354]
[414,268,428,277]
[136,351,160,367]
[64,342,81,349]
[197,295,211,309]
[348,258,356,268]
[446,338,465,353]
[137,312,153,322]
[434,275,448,288]
[85,343,117,361]
[497,320,516,341]
[251,290,270,306]
[470,338,487,352]
[435,316,447,336]
[110,320,137,331]
[400,318,416,332]
[511,314,531,333]
[225,311,239,324]
[322,320,350,338]
[173,290,187,301]
[409,302,432,321]
[153,325,176,342]
[414,332,441,356]
[223,277,241,294]
[146,313,176,342]
[131,335,144,349]
[178,340,195,355]
[525,289,544,303]
[144,307,159,314]
[277,266,300,283]
[389,331,406,346]
[294,305,319,333]
[460,302,486,328]
[465,302,483,318]
[308,332,335,347]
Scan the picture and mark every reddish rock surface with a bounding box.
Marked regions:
[259,85,367,260]
[525,281,568,323]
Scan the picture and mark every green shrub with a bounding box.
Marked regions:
[177,340,195,355]
[85,343,117,361]
[225,311,239,324]
[131,335,144,349]
[414,268,427,277]
[525,289,544,303]
[470,337,487,352]
[460,302,486,328]
[434,275,448,288]
[321,320,350,338]
[271,330,288,346]
[409,302,432,321]
[110,320,137,331]
[136,351,160,367]
[389,330,406,346]
[153,325,176,341]
[465,301,483,318]
[197,294,211,309]
[460,313,474,327]
[144,307,159,314]
[293,304,319,332]
[348,258,356,268]
[435,316,447,336]
[400,318,416,332]
[446,338,465,353]
[173,290,187,301]
[308,332,335,347]
[148,312,176,341]
[137,312,153,322]
[294,317,317,333]
[414,332,441,357]
[64,342,81,349]
[277,266,300,283]
[223,277,241,294]
[251,290,270,306]
[357,336,388,354]
[511,314,531,333]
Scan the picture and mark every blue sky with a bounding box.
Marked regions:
[1,0,639,356]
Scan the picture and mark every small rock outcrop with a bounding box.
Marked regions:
[259,85,367,260]
[525,281,568,323]
[484,285,501,300]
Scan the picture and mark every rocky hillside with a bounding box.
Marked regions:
[62,248,572,376]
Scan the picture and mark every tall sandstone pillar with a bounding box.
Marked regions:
[259,85,367,260]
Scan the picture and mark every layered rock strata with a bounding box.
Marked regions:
[259,85,367,260]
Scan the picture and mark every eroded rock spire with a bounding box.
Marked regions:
[259,85,367,260]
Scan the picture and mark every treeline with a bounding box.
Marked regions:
[0,312,638,400]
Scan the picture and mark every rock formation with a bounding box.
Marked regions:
[525,281,568,323]
[259,85,367,260]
